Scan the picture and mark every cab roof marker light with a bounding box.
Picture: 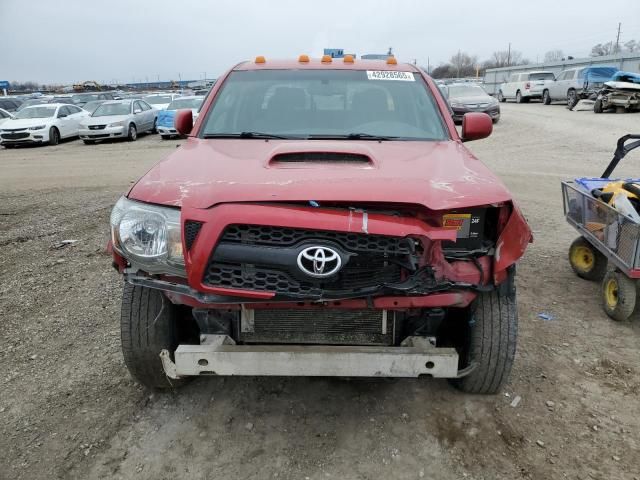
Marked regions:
[386,56,397,65]
[255,56,266,64]
[343,54,354,63]
[321,55,332,63]
[298,54,310,63]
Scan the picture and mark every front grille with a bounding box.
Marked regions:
[184,220,203,250]
[203,225,410,299]
[1,132,29,140]
[220,224,411,255]
[88,134,110,138]
[240,309,394,345]
[2,128,27,132]
[88,125,106,130]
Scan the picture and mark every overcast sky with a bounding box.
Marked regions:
[1,0,639,84]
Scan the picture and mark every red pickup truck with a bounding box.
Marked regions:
[110,55,531,394]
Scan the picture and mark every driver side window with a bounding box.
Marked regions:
[58,106,69,118]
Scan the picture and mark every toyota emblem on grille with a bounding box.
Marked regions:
[297,246,342,278]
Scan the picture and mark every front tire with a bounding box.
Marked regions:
[569,237,607,281]
[542,90,551,105]
[594,99,603,113]
[151,118,157,134]
[515,91,522,104]
[120,284,187,389]
[567,89,578,110]
[450,286,518,394]
[498,91,506,103]
[160,135,170,140]
[127,123,137,141]
[48,127,60,146]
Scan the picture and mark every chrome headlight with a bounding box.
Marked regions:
[29,125,46,130]
[107,121,125,128]
[449,102,465,108]
[110,197,185,276]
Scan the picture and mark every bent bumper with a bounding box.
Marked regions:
[157,126,178,135]
[161,335,461,378]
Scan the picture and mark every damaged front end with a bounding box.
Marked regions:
[595,78,640,113]
[113,200,530,308]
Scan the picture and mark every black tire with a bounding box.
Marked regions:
[83,140,95,145]
[492,116,500,124]
[498,91,506,103]
[3,144,15,149]
[569,237,607,281]
[593,99,603,113]
[120,284,187,389]
[602,270,637,322]
[450,286,517,394]
[127,123,137,141]
[542,90,551,105]
[515,91,522,104]
[151,118,157,134]
[567,89,578,110]
[160,135,170,140]
[48,127,60,146]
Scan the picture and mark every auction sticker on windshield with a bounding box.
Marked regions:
[366,71,415,81]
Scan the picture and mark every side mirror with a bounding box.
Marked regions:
[133,108,142,114]
[461,112,492,142]
[175,109,193,136]
[58,113,67,118]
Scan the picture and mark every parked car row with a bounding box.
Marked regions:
[1,91,208,148]
[496,66,640,113]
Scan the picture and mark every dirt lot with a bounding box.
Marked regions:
[1,104,639,480]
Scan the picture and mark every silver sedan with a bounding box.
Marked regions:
[78,100,157,144]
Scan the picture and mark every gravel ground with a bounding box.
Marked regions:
[1,104,639,480]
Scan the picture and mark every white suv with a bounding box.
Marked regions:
[497,71,556,103]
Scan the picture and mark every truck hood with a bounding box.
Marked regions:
[128,138,513,211]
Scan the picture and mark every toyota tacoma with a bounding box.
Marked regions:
[110,55,531,394]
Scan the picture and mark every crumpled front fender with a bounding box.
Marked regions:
[494,203,532,284]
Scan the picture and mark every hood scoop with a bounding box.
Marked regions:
[269,152,373,167]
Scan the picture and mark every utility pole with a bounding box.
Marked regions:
[615,22,622,54]
[427,56,430,75]
[456,49,461,77]
[507,42,511,67]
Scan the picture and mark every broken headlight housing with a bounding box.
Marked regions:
[110,196,185,276]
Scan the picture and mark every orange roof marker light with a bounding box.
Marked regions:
[321,55,333,63]
[343,54,355,63]
[298,54,310,63]
[255,56,266,64]
[386,56,397,65]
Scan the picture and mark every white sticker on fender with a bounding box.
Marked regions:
[366,71,415,81]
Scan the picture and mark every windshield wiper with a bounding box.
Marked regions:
[307,133,401,141]
[202,131,294,139]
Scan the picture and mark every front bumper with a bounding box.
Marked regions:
[157,126,178,135]
[160,334,462,378]
[79,125,125,140]
[0,129,48,144]
[452,106,500,122]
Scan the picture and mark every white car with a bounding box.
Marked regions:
[0,103,88,147]
[156,96,204,139]
[79,99,158,144]
[143,93,182,111]
[497,71,556,103]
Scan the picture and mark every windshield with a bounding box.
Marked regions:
[15,106,57,119]
[582,67,617,81]
[83,101,104,113]
[72,94,99,104]
[200,70,447,140]
[17,99,48,110]
[529,73,555,80]
[144,96,172,104]
[447,85,488,97]
[92,103,130,116]
[168,98,202,110]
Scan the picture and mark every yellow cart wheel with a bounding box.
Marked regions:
[601,270,637,322]
[569,237,607,281]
